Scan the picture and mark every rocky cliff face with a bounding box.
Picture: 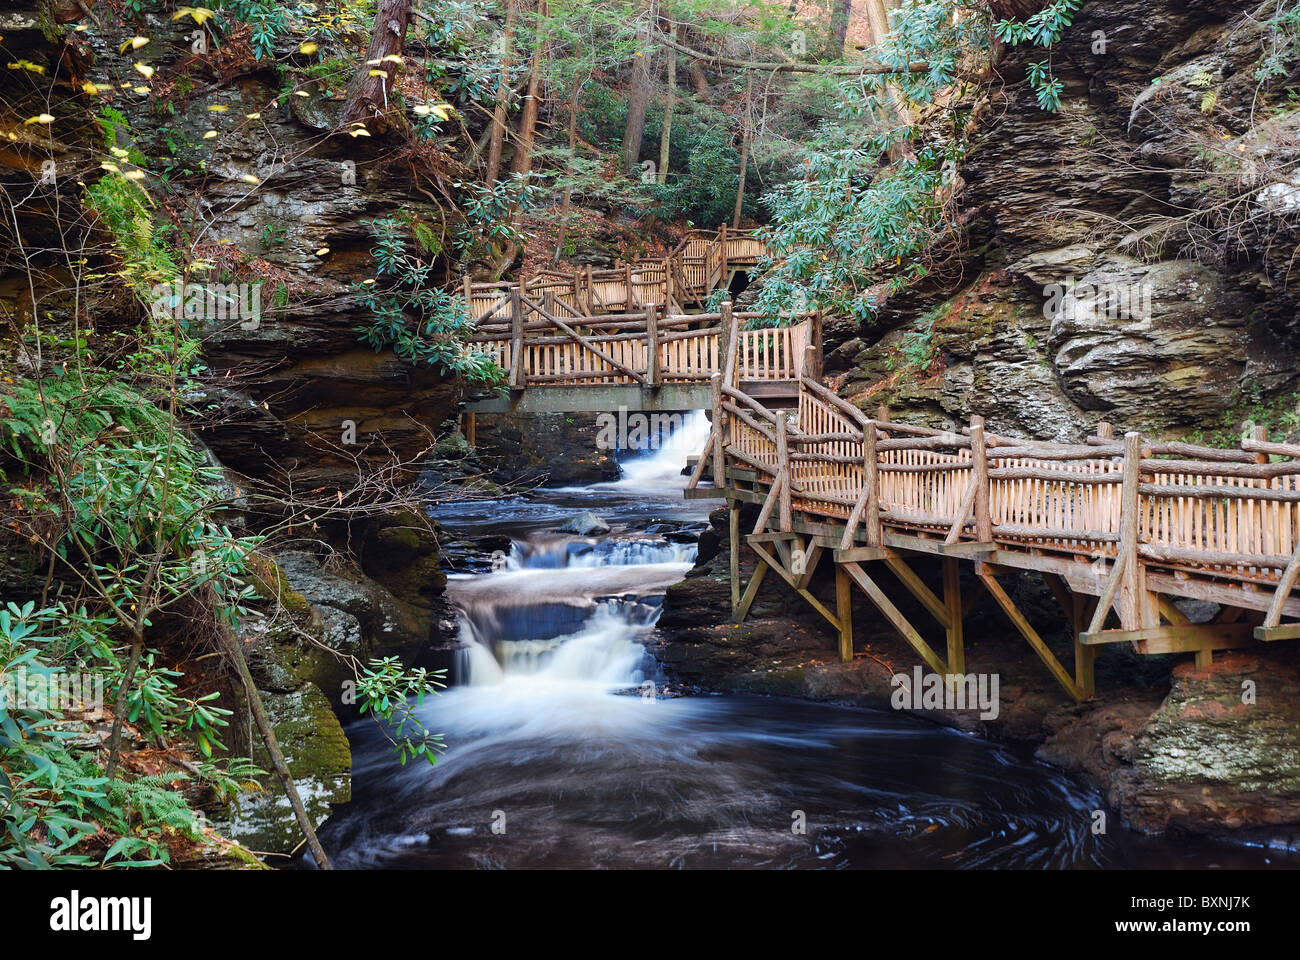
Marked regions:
[0,8,466,854]
[833,0,1300,443]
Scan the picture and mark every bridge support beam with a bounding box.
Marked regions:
[840,561,948,676]
[976,563,1084,702]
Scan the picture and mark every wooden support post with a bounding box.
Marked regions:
[775,412,792,533]
[710,373,726,489]
[970,415,992,542]
[841,562,948,676]
[625,261,633,309]
[1072,592,1096,698]
[977,564,1083,701]
[1096,421,1113,440]
[719,223,729,281]
[734,557,769,622]
[463,411,476,446]
[943,558,964,675]
[729,500,741,613]
[646,305,661,388]
[508,285,525,389]
[836,563,853,663]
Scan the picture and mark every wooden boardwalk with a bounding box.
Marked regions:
[683,315,1300,699]
[461,227,813,414]
[463,225,767,321]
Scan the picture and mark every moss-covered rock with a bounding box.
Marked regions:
[223,682,351,856]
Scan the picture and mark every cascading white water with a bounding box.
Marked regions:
[607,409,711,491]
[451,408,707,688]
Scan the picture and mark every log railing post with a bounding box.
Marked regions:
[1117,431,1143,630]
[710,373,726,489]
[971,415,992,542]
[864,420,880,546]
[646,304,660,387]
[508,285,525,389]
[721,300,738,385]
[803,343,821,385]
[776,411,792,533]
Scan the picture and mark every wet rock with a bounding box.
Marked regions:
[225,682,351,855]
[556,511,611,536]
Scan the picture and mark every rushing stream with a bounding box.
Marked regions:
[317,412,1279,869]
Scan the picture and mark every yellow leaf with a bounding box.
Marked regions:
[240,173,261,184]
[347,127,371,137]
[294,90,310,97]
[123,170,146,180]
[133,62,154,79]
[202,130,218,139]
[100,162,121,172]
[245,112,262,119]
[381,54,403,64]
[299,42,319,55]
[316,247,330,256]
[8,60,47,75]
[208,104,228,112]
[23,113,55,124]
[172,7,215,24]
[120,37,150,54]
[81,81,100,95]
[368,69,388,79]
[109,146,130,158]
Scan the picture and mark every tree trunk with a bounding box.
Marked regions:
[656,23,677,185]
[104,635,143,780]
[485,0,520,184]
[828,0,852,57]
[621,2,655,175]
[341,0,413,130]
[553,76,584,262]
[987,0,1050,18]
[510,0,547,178]
[732,72,752,229]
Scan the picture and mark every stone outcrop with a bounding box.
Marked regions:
[834,1,1300,442]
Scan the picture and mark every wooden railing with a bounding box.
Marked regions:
[463,225,767,322]
[691,356,1300,638]
[467,294,810,390]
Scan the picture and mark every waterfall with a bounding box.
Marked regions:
[607,409,711,491]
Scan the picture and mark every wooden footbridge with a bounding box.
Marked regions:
[461,227,812,414]
[681,325,1300,700]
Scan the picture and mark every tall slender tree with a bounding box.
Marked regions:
[621,1,656,175]
[486,0,520,183]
